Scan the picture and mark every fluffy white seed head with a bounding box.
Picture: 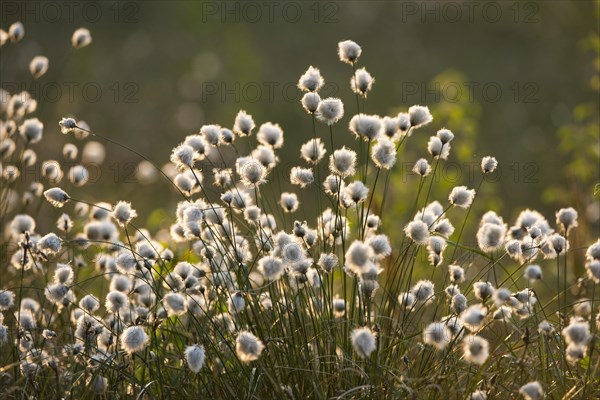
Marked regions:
[170,144,197,170]
[10,214,35,237]
[411,280,435,304]
[462,335,489,365]
[524,264,542,281]
[562,320,591,345]
[338,40,362,64]
[8,22,25,42]
[519,382,543,400]
[329,147,356,178]
[345,240,374,275]
[185,344,206,373]
[59,117,77,134]
[79,295,100,313]
[163,292,187,316]
[408,105,433,129]
[351,67,374,97]
[19,118,44,143]
[290,167,314,188]
[236,331,265,362]
[371,138,396,169]
[105,291,129,314]
[257,122,284,149]
[449,186,476,208]
[349,114,382,141]
[257,256,284,281]
[44,188,71,208]
[298,66,324,92]
[233,110,255,136]
[342,180,369,206]
[316,98,344,125]
[556,207,578,233]
[72,28,92,48]
[301,92,321,114]
[0,291,15,311]
[481,156,498,173]
[436,128,454,144]
[473,282,495,301]
[280,192,299,213]
[423,322,452,350]
[413,158,432,176]
[111,201,137,226]
[120,326,149,354]
[448,264,465,283]
[29,56,49,79]
[39,233,62,255]
[300,138,326,164]
[350,327,376,358]
[461,304,487,332]
[404,220,429,245]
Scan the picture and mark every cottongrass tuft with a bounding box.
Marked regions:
[371,138,396,169]
[338,40,362,64]
[120,325,149,355]
[39,233,62,254]
[59,117,77,134]
[350,327,376,358]
[111,201,137,226]
[29,56,49,79]
[233,110,256,136]
[519,381,544,400]
[71,27,92,48]
[185,344,206,373]
[0,290,15,311]
[298,66,324,92]
[301,92,321,114]
[462,335,489,365]
[555,207,578,233]
[300,138,326,163]
[44,187,70,208]
[236,331,265,362]
[423,322,452,350]
[449,186,476,208]
[316,98,344,125]
[351,67,374,97]
[413,158,432,176]
[349,114,382,141]
[404,220,429,245]
[88,376,108,395]
[8,21,25,42]
[407,105,433,128]
[20,117,44,143]
[481,156,498,173]
[524,264,543,281]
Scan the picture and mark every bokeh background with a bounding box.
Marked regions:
[2,0,599,247]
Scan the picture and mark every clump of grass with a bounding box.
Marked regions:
[0,27,598,400]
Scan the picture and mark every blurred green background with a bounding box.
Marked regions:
[1,0,599,242]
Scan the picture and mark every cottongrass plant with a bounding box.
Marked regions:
[0,27,598,399]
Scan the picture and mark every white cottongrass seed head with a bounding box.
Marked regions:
[236,330,265,362]
[185,344,206,373]
[481,156,498,173]
[316,98,344,125]
[462,335,489,365]
[519,381,544,400]
[423,322,452,350]
[72,28,92,48]
[449,186,476,208]
[338,40,362,64]
[29,56,49,79]
[298,65,324,92]
[350,327,376,358]
[112,201,137,226]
